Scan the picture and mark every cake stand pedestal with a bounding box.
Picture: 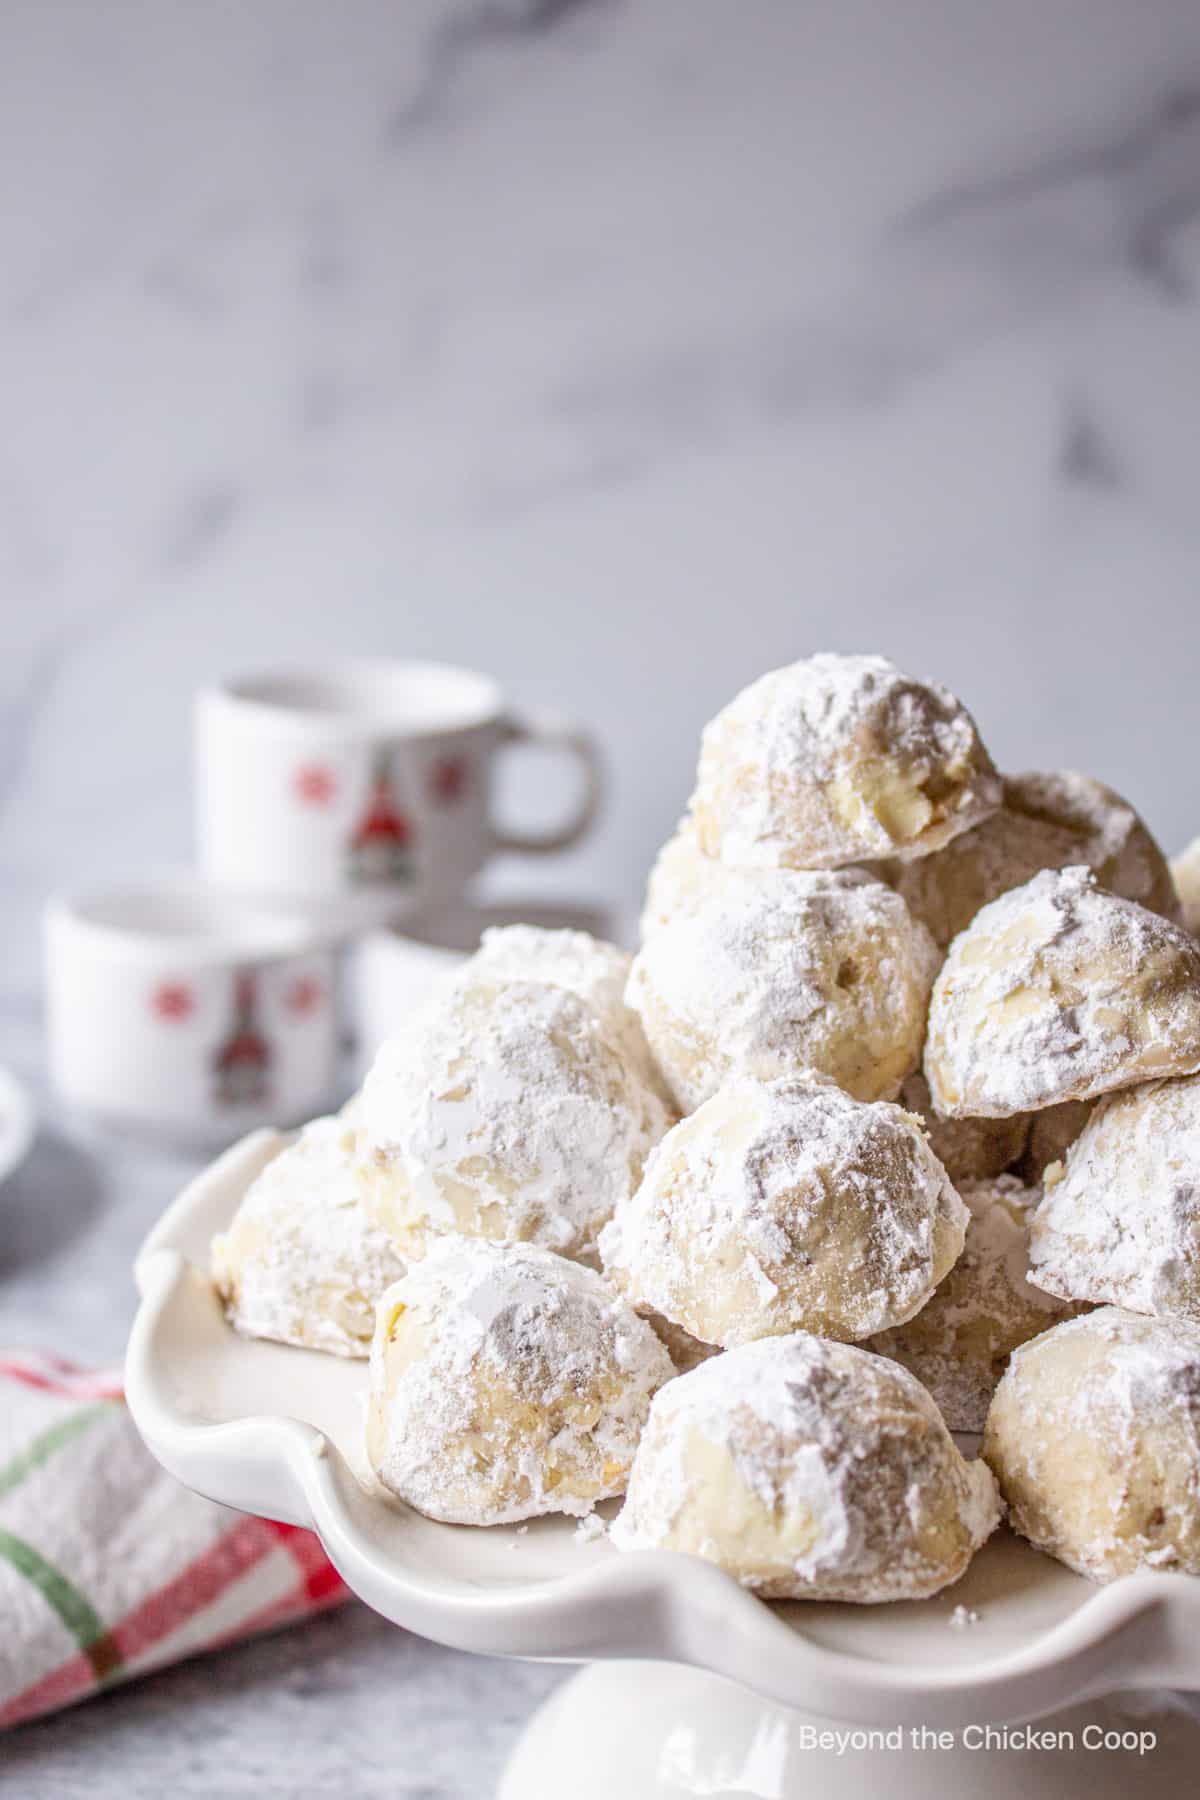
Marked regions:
[499,1664,1194,1800]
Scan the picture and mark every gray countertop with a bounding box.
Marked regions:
[2,1602,563,1798]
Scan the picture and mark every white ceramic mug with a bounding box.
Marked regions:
[195,661,602,928]
[45,879,341,1146]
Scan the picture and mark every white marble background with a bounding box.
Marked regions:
[5,2,1200,1791]
[6,0,1200,995]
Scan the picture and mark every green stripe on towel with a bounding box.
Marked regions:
[0,1403,115,1503]
[0,1526,124,1682]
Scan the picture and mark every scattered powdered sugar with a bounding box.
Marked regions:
[366,1239,673,1526]
[692,653,1000,870]
[949,1605,981,1628]
[602,1074,967,1346]
[574,1512,607,1543]
[359,976,664,1263]
[626,867,940,1113]
[611,1334,1001,1602]
[1030,1074,1200,1322]
[870,1175,1076,1432]
[211,1116,405,1357]
[925,865,1200,1118]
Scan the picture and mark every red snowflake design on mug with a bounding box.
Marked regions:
[285,974,324,1017]
[151,981,195,1022]
[429,754,468,806]
[293,763,337,807]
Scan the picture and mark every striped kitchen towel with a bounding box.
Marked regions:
[0,1350,348,1730]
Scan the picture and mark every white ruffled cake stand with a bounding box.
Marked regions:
[126,1131,1200,1798]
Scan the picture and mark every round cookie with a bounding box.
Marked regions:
[900,1071,1029,1185]
[1030,1074,1200,1323]
[879,770,1179,950]
[365,1239,673,1525]
[627,869,940,1112]
[639,812,876,944]
[600,1075,967,1346]
[211,1116,405,1358]
[358,977,663,1265]
[464,923,671,1111]
[924,865,1200,1118]
[612,1333,1001,1601]
[640,814,728,940]
[691,652,1000,871]
[1015,1098,1094,1184]
[870,1174,1079,1431]
[1172,836,1200,936]
[984,1307,1200,1581]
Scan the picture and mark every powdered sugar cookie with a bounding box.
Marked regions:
[880,770,1179,950]
[366,1239,672,1525]
[1172,836,1200,936]
[639,812,878,945]
[870,1174,1078,1431]
[900,1072,1029,1185]
[358,977,664,1265]
[627,869,940,1113]
[212,1116,405,1358]
[925,866,1200,1118]
[1030,1074,1200,1323]
[464,923,670,1110]
[692,653,1000,871]
[612,1333,1001,1601]
[984,1308,1200,1581]
[601,1075,967,1346]
[640,814,728,940]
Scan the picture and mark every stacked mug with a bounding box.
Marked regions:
[46,662,601,1147]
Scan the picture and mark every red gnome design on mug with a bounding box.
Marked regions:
[348,748,416,886]
[212,969,273,1109]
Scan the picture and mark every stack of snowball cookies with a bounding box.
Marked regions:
[211,652,1200,1603]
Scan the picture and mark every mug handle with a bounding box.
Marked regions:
[491,709,604,855]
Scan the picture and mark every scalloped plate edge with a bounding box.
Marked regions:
[125,1133,1200,1727]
